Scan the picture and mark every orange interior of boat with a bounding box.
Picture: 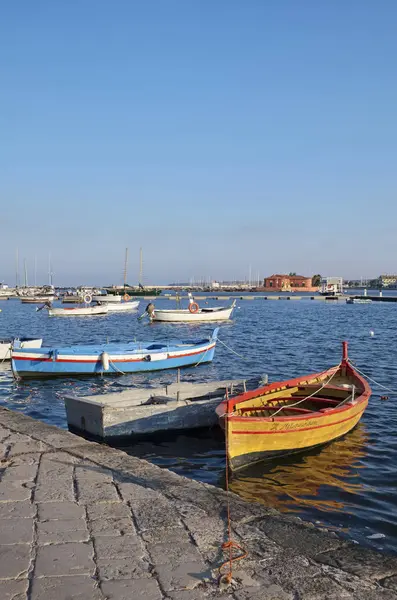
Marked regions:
[233,371,362,419]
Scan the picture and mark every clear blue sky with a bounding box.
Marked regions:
[1,1,396,286]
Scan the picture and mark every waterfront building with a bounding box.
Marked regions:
[262,274,317,292]
[378,274,397,288]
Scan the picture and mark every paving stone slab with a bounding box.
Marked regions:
[0,518,34,544]
[77,480,120,503]
[35,542,95,577]
[1,464,38,481]
[0,577,29,600]
[94,534,144,559]
[155,561,208,592]
[97,556,151,580]
[37,501,85,521]
[0,481,32,502]
[89,517,135,537]
[316,544,397,581]
[37,519,89,545]
[147,541,203,566]
[101,577,162,600]
[0,544,31,579]
[86,501,132,521]
[132,497,184,532]
[0,501,35,519]
[30,575,103,600]
[141,527,192,545]
[234,584,293,600]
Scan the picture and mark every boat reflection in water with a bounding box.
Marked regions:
[229,424,369,517]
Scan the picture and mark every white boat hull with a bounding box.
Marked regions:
[48,306,109,317]
[151,303,235,322]
[101,301,140,312]
[0,338,43,361]
[21,296,55,304]
[92,295,123,303]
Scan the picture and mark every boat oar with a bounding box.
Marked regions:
[137,311,148,321]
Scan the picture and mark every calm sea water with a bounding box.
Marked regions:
[1,293,396,553]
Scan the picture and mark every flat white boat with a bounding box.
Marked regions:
[0,337,43,361]
[346,298,372,304]
[21,296,55,304]
[48,305,109,317]
[98,301,140,313]
[146,293,236,323]
[92,294,123,303]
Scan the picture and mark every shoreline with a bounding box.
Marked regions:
[0,407,396,598]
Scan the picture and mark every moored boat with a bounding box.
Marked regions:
[92,294,123,303]
[48,305,109,317]
[216,342,371,471]
[21,296,55,304]
[97,301,139,313]
[11,328,219,379]
[346,298,372,304]
[146,294,236,323]
[0,338,43,361]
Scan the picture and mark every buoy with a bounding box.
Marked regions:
[84,294,92,304]
[189,302,199,314]
[370,330,374,337]
[124,294,130,301]
[101,352,110,371]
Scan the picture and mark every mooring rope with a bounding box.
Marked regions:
[349,363,397,395]
[218,392,248,585]
[217,337,249,361]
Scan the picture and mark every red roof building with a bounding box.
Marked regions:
[262,274,317,293]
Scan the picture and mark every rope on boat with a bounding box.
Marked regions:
[218,391,248,586]
[217,337,249,361]
[270,363,341,418]
[108,359,126,376]
[349,363,397,395]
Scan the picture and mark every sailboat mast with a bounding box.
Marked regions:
[48,253,53,286]
[139,247,143,286]
[123,248,129,288]
[24,259,28,287]
[15,248,19,287]
[34,255,37,287]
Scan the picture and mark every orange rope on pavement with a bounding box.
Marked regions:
[218,393,248,584]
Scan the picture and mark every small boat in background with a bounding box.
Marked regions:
[346,298,372,304]
[11,328,219,379]
[92,294,123,303]
[216,342,371,471]
[0,338,43,361]
[48,305,109,317]
[97,301,140,313]
[21,296,55,304]
[146,293,236,323]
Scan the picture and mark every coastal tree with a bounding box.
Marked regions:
[312,274,321,287]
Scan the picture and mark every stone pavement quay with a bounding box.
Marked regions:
[0,407,396,600]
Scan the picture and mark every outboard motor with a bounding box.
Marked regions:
[145,302,155,319]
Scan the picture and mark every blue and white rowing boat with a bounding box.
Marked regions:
[11,328,219,379]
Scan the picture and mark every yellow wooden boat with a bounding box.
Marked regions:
[216,342,371,472]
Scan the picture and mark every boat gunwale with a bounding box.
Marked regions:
[221,360,371,424]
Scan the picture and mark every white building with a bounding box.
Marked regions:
[320,277,343,296]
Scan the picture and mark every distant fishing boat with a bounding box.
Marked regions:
[0,338,43,361]
[21,296,55,304]
[104,248,162,298]
[346,298,372,304]
[216,342,371,471]
[97,301,139,313]
[145,293,236,323]
[11,328,219,379]
[47,305,109,317]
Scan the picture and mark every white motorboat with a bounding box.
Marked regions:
[0,337,43,361]
[21,296,55,304]
[97,301,140,313]
[92,294,123,303]
[146,294,236,323]
[48,305,109,317]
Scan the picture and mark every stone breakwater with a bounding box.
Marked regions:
[0,408,396,599]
